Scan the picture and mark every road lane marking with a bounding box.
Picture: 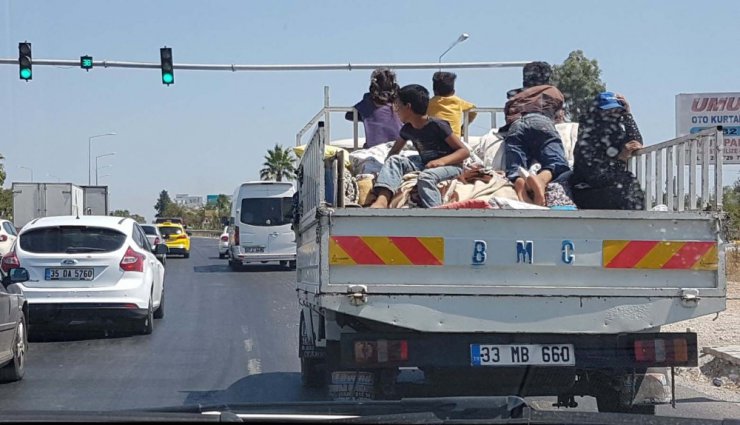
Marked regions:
[243,339,253,352]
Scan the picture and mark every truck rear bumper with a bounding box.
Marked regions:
[338,332,697,370]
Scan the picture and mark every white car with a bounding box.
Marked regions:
[0,220,18,257]
[140,224,167,266]
[0,216,167,335]
[218,226,229,259]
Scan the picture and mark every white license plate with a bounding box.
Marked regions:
[244,246,264,253]
[45,268,94,281]
[471,344,575,367]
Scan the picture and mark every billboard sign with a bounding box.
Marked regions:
[676,93,740,163]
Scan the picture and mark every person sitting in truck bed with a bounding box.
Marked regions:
[569,92,644,210]
[501,61,570,206]
[344,68,403,149]
[370,84,470,208]
[427,71,477,138]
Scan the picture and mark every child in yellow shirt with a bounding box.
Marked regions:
[427,71,477,138]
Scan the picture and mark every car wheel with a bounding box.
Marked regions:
[0,314,27,382]
[183,251,190,259]
[154,287,165,319]
[138,296,154,335]
[229,258,241,271]
[289,260,297,270]
[280,261,288,268]
[219,253,226,259]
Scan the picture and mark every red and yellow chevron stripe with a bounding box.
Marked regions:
[329,236,444,266]
[603,240,717,270]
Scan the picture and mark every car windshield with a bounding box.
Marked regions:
[140,226,158,236]
[157,226,182,236]
[19,226,126,254]
[1,1,739,423]
[240,197,293,227]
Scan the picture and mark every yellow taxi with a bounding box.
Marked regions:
[156,222,191,258]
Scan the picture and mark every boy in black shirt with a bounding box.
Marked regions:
[371,84,470,208]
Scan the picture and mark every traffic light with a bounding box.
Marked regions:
[80,55,93,71]
[160,47,174,85]
[18,42,32,81]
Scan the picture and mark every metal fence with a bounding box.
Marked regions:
[628,127,724,211]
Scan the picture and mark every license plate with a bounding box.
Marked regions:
[244,246,264,253]
[471,344,575,367]
[45,268,94,281]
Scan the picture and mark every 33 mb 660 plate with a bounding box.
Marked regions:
[471,344,575,366]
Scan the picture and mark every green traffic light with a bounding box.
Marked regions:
[20,69,32,79]
[162,73,173,84]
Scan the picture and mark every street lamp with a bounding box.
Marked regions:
[438,33,470,69]
[96,165,113,186]
[19,165,33,181]
[95,152,116,185]
[88,133,116,185]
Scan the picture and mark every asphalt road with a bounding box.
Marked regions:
[0,237,736,421]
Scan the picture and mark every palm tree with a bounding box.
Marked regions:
[260,144,296,182]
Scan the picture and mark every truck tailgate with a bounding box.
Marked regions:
[301,208,726,333]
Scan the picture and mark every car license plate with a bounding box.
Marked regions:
[244,246,264,253]
[45,268,94,281]
[471,344,575,367]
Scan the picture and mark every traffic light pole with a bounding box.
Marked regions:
[0,58,530,71]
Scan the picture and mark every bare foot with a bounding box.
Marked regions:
[526,175,546,206]
[514,178,531,203]
[369,190,391,208]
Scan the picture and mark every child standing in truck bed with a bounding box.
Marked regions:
[427,71,477,138]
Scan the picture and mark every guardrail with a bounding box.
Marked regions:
[187,229,222,238]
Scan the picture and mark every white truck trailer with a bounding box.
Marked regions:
[12,183,84,229]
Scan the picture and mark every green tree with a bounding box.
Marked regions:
[0,153,6,186]
[162,202,185,219]
[0,154,12,219]
[260,144,296,182]
[154,190,172,218]
[552,50,607,121]
[723,180,740,240]
[110,209,146,224]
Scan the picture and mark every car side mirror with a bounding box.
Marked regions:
[155,244,169,255]
[3,268,29,286]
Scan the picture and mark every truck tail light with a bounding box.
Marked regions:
[1,248,20,274]
[635,338,689,363]
[354,340,408,364]
[120,246,145,272]
[234,226,240,246]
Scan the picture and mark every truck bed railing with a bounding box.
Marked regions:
[628,126,724,211]
[296,88,725,213]
[297,123,325,223]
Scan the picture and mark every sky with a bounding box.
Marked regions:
[1,0,739,221]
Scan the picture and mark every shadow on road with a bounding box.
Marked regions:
[28,323,139,343]
[181,372,327,405]
[193,264,293,274]
[193,265,231,273]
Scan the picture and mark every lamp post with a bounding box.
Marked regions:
[88,133,116,185]
[95,152,116,185]
[438,33,470,70]
[19,165,33,181]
